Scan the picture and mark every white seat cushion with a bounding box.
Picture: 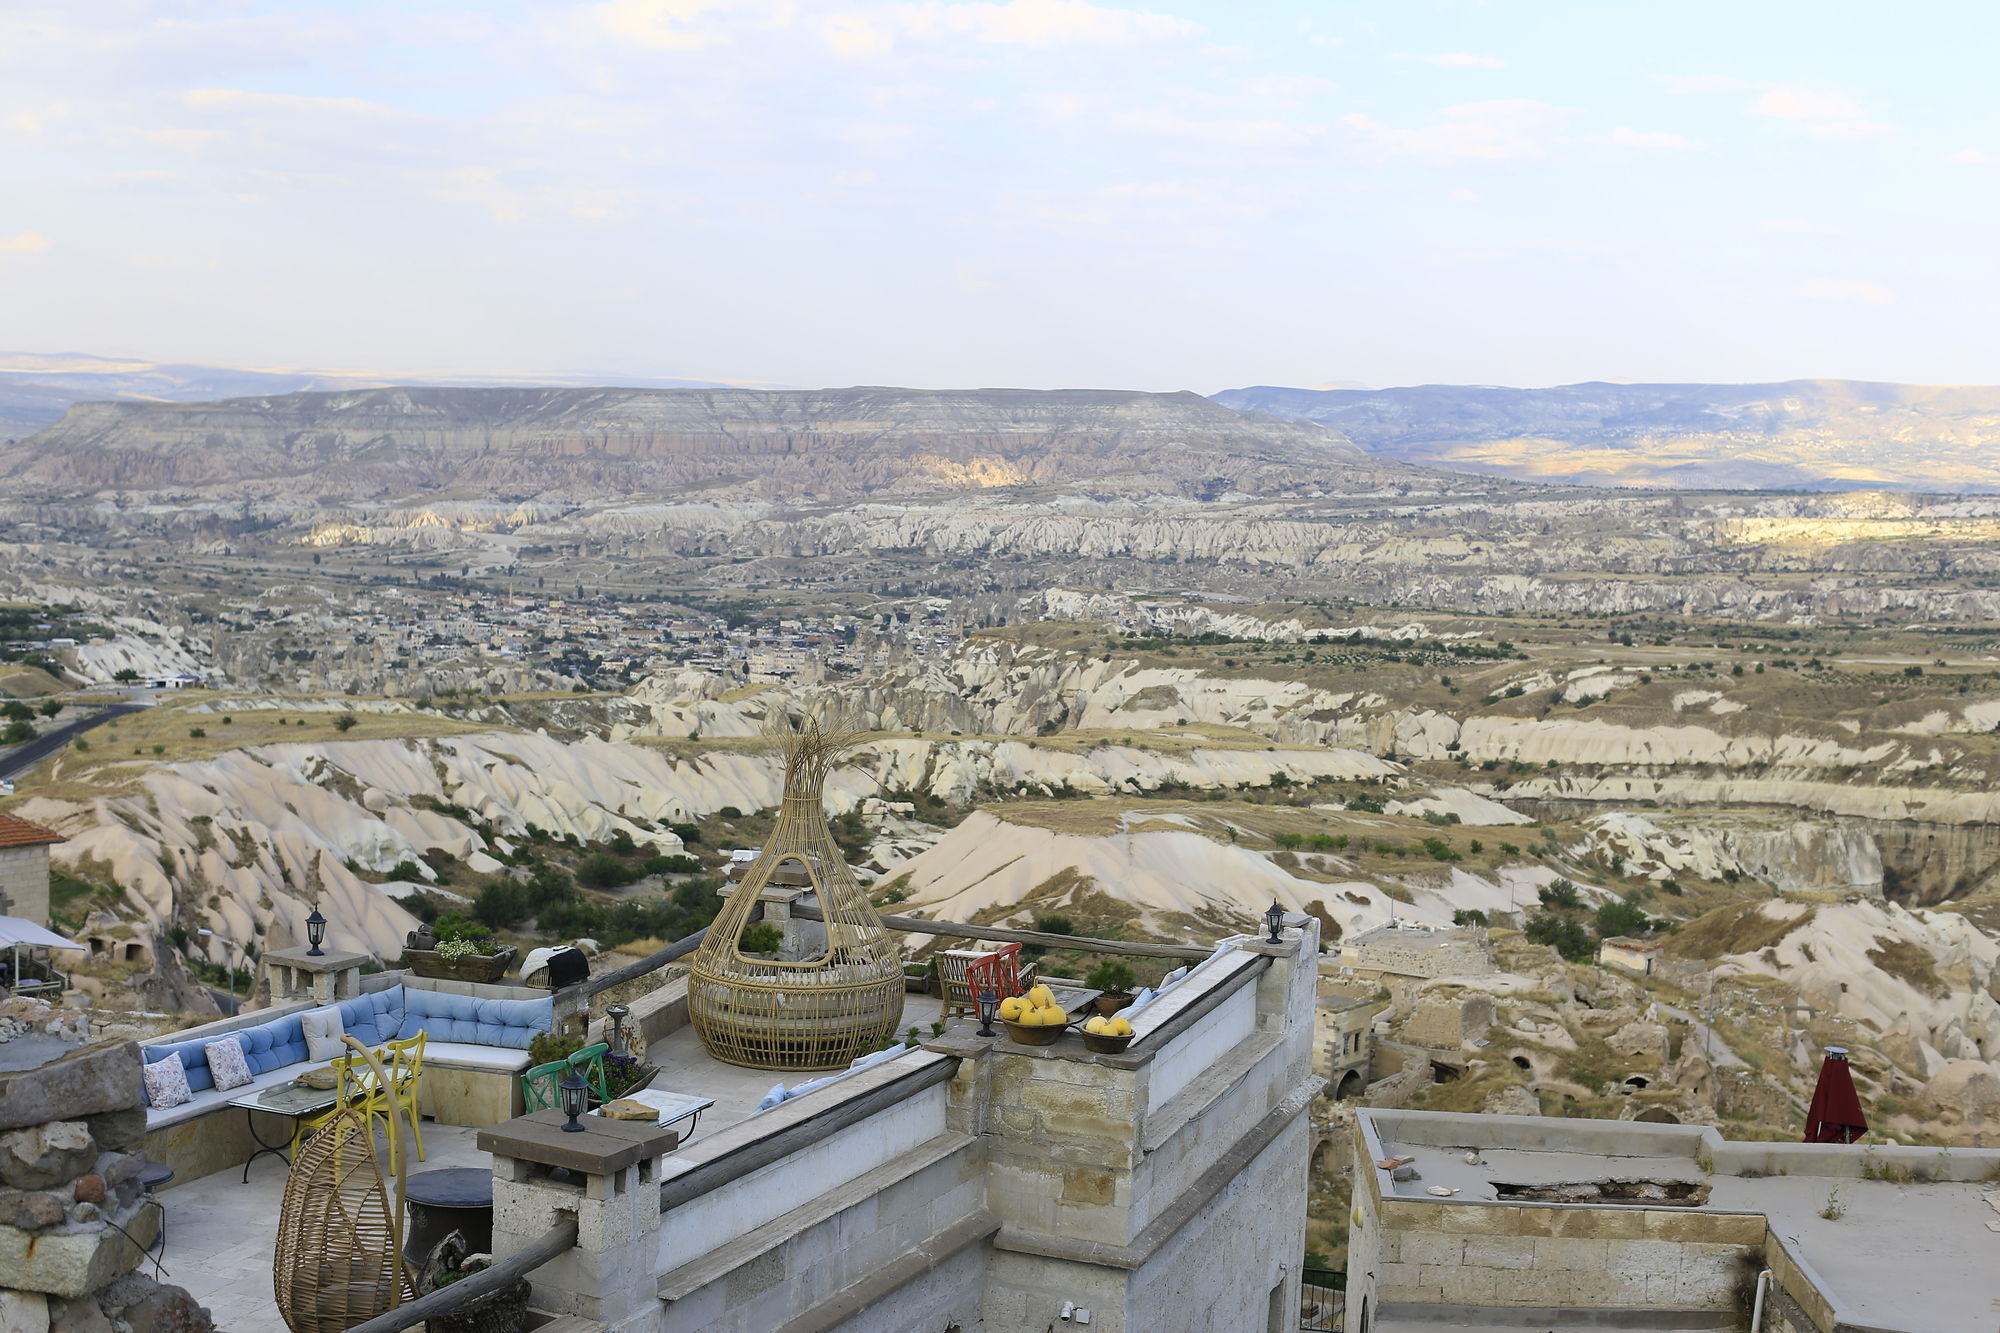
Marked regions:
[144,1062,304,1132]
[421,1042,534,1073]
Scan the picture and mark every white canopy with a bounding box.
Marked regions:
[0,916,84,951]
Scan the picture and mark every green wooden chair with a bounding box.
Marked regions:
[522,1042,612,1112]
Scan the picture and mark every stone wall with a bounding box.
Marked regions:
[1401,993,1496,1050]
[0,843,50,927]
[0,1009,213,1332]
[1340,926,1492,980]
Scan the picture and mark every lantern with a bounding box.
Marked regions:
[559,1064,589,1132]
[975,988,1000,1039]
[305,906,328,957]
[1265,900,1285,945]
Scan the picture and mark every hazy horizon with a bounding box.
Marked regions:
[4,1,1996,391]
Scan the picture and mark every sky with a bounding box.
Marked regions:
[2,0,1997,392]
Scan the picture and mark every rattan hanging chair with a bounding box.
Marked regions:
[274,1037,416,1332]
[688,720,904,1070]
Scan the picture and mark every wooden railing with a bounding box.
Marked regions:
[792,902,1213,961]
[342,1217,578,1333]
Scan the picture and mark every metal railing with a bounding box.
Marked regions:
[1300,1267,1346,1332]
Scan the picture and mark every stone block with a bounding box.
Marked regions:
[0,1044,141,1136]
[1641,1208,1762,1244]
[1533,1236,1610,1270]
[0,1121,96,1191]
[0,1291,48,1333]
[1550,1206,1645,1238]
[1396,1232,1462,1267]
[0,1187,67,1230]
[93,1273,213,1332]
[1461,1233,1536,1269]
[45,1294,114,1333]
[0,1202,159,1297]
[1060,1167,1115,1206]
[79,1109,146,1156]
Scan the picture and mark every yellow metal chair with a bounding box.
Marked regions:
[293,1033,427,1174]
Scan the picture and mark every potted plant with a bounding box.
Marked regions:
[903,958,935,994]
[1085,960,1137,1017]
[404,914,518,984]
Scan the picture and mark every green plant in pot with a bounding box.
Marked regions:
[739,922,783,958]
[407,913,517,982]
[1085,960,1137,1016]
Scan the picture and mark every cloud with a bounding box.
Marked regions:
[181,88,412,120]
[1800,277,1894,305]
[0,231,51,254]
[1750,84,1894,141]
[1658,74,1746,95]
[1114,109,1318,149]
[1760,219,1840,236]
[895,0,1200,47]
[1603,126,1690,150]
[1946,147,1996,166]
[1418,52,1507,70]
[1343,99,1563,164]
[1237,75,1337,102]
[589,0,784,51]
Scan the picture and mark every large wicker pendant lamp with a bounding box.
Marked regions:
[687,720,903,1070]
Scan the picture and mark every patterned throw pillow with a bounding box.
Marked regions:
[205,1035,253,1092]
[143,1051,192,1109]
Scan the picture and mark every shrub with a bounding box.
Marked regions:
[669,821,701,844]
[1452,909,1489,927]
[718,806,742,819]
[189,727,206,738]
[739,922,782,953]
[608,829,639,856]
[576,852,638,889]
[386,859,424,882]
[1595,898,1652,939]
[1085,960,1136,993]
[643,854,703,876]
[2,720,33,743]
[334,712,358,732]
[1524,913,1594,961]
[474,880,528,928]
[1034,915,1075,936]
[1539,878,1580,909]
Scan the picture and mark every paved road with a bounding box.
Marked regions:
[0,703,145,782]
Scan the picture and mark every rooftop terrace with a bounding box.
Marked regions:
[1355,1108,2000,1333]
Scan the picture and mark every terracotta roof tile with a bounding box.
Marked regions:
[0,813,64,848]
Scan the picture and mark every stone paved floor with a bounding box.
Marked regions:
[159,1123,489,1332]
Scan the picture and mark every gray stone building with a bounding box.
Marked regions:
[0,812,63,927]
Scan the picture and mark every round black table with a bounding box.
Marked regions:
[402,1167,494,1267]
[137,1161,174,1257]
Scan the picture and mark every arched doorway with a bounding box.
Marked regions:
[1336,1069,1363,1100]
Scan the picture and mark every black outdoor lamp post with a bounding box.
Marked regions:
[559,1063,589,1132]
[975,988,1000,1038]
[1265,900,1286,945]
[305,905,328,957]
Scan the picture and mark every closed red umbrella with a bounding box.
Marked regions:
[1803,1046,1868,1144]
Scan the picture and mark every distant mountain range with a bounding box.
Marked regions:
[4,385,1403,502]
[1212,380,2000,492]
[0,352,757,442]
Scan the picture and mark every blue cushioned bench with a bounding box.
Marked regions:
[140,979,553,1180]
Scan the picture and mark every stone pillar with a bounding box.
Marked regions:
[477,1110,678,1331]
[261,946,369,1006]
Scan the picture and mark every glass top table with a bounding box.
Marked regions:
[227,1081,344,1181]
[589,1088,715,1142]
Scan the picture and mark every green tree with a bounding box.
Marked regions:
[474,880,528,928]
[1525,913,1594,962]
[576,853,637,889]
[3,720,33,743]
[37,700,61,718]
[1,701,32,722]
[112,668,140,683]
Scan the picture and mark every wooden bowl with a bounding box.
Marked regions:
[1081,1031,1132,1055]
[1002,1019,1065,1047]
